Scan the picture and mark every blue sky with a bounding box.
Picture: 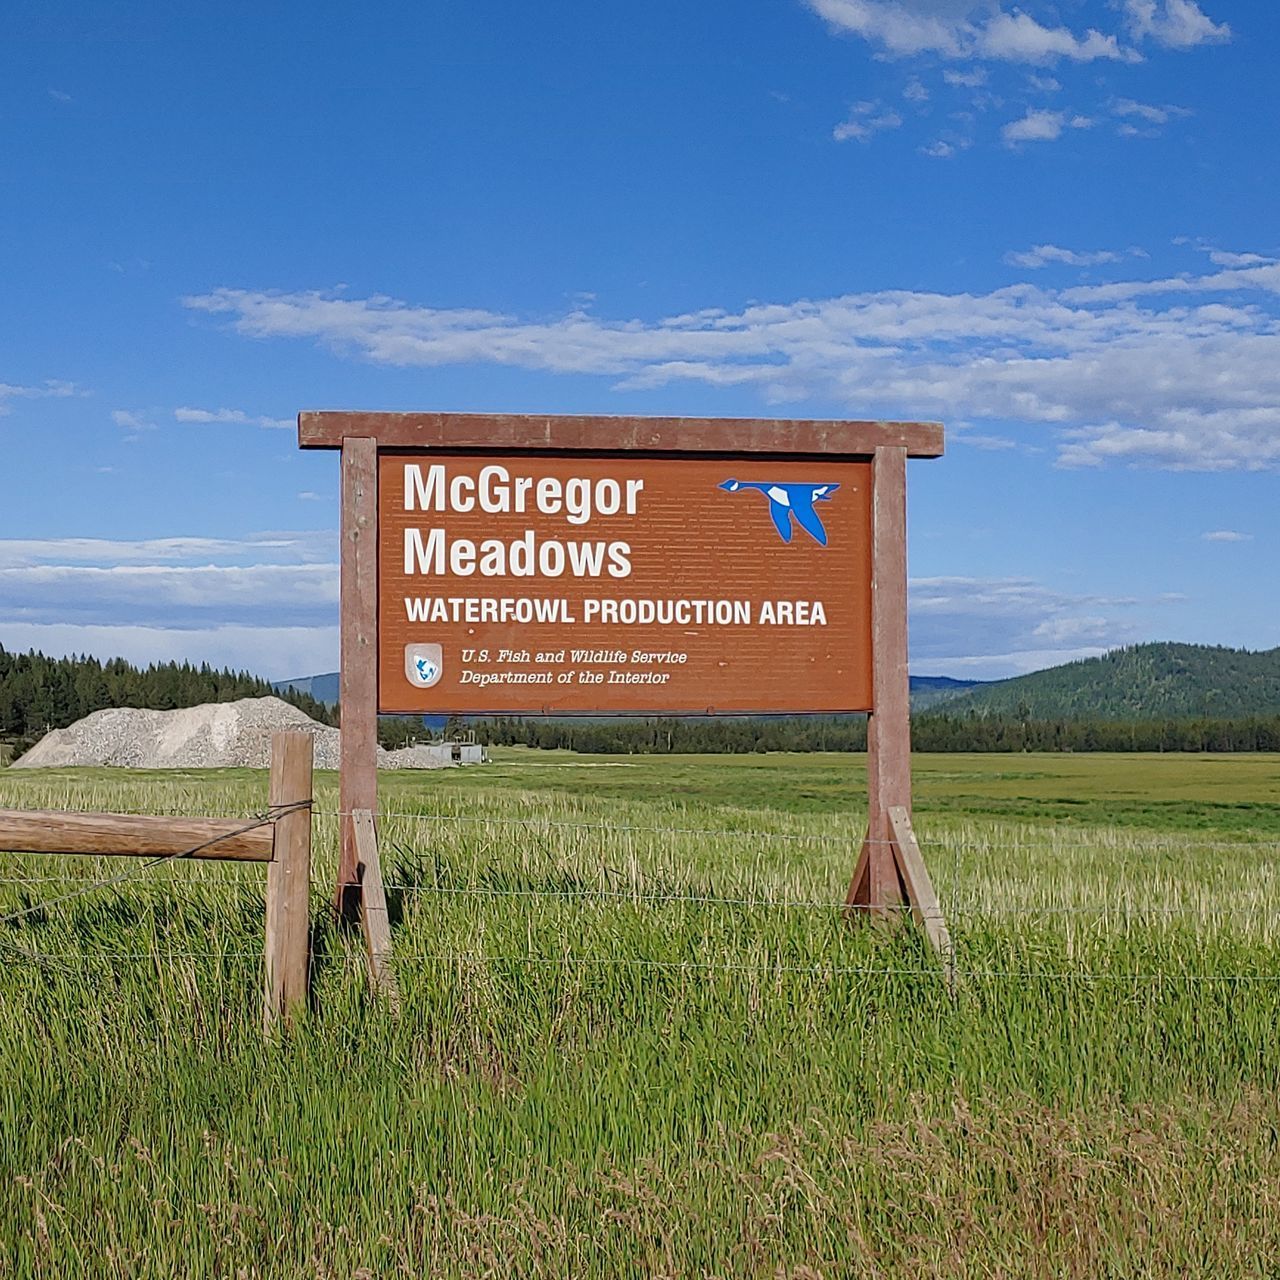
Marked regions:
[2,0,1275,681]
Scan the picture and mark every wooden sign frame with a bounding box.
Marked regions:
[300,412,947,957]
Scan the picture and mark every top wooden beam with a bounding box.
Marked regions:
[297,412,944,459]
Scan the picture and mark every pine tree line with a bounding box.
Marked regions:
[0,646,334,752]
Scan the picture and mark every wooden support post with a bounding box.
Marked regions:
[264,730,313,1031]
[848,446,911,920]
[352,808,399,1006]
[338,436,379,919]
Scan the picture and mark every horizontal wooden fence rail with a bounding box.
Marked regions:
[0,810,275,861]
[0,730,313,1030]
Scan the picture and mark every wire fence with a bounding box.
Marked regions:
[2,802,1279,986]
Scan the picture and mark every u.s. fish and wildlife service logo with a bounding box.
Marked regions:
[405,643,443,689]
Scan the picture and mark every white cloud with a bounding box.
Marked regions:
[185,256,1280,473]
[1000,108,1062,144]
[0,622,337,683]
[110,409,155,431]
[942,66,987,87]
[903,77,929,102]
[0,380,77,415]
[1122,0,1229,49]
[0,533,333,568]
[1027,74,1061,92]
[833,102,904,141]
[955,432,1019,450]
[919,139,956,158]
[979,11,1128,64]
[48,88,72,103]
[0,534,341,677]
[1005,244,1123,268]
[1201,530,1252,542]
[174,406,293,430]
[807,0,1132,64]
[1204,250,1275,268]
[0,563,337,629]
[908,575,1163,673]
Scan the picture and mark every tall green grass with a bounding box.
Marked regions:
[1,756,1279,1277]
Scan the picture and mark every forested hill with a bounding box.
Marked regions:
[939,643,1280,720]
[0,647,334,749]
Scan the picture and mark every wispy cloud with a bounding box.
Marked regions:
[110,409,156,431]
[806,1,1132,64]
[0,380,78,415]
[1113,97,1192,125]
[1004,244,1126,269]
[1111,96,1194,137]
[0,533,334,568]
[1201,530,1252,543]
[833,101,903,141]
[48,87,73,103]
[1204,250,1277,268]
[908,575,1168,676]
[185,255,1280,473]
[174,406,293,430]
[0,534,341,676]
[0,563,337,628]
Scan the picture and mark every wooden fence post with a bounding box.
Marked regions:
[264,730,313,1030]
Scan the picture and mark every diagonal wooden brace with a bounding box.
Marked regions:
[351,808,400,1007]
[846,806,953,986]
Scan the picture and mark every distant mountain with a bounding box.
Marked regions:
[908,675,988,711]
[274,672,339,706]
[935,643,1280,721]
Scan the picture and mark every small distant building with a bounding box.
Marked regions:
[418,741,487,766]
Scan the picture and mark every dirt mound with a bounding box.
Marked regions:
[11,697,451,770]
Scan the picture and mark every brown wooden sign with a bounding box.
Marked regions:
[377,453,873,714]
[299,412,944,930]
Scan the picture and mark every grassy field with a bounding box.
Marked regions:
[2,751,1279,1277]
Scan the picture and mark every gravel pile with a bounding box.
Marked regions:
[11,697,453,771]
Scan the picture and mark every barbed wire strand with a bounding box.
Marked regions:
[322,809,1280,852]
[4,947,1277,986]
[6,872,1280,922]
[1,804,1275,851]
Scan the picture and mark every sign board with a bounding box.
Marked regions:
[377,453,874,714]
[297,412,943,918]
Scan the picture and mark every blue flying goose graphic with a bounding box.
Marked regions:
[718,479,840,546]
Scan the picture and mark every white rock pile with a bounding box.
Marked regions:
[11,697,452,770]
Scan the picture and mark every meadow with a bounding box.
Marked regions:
[2,750,1279,1278]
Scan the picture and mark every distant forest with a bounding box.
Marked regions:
[5,646,1280,761]
[0,647,334,752]
[937,642,1280,720]
[474,712,1280,754]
